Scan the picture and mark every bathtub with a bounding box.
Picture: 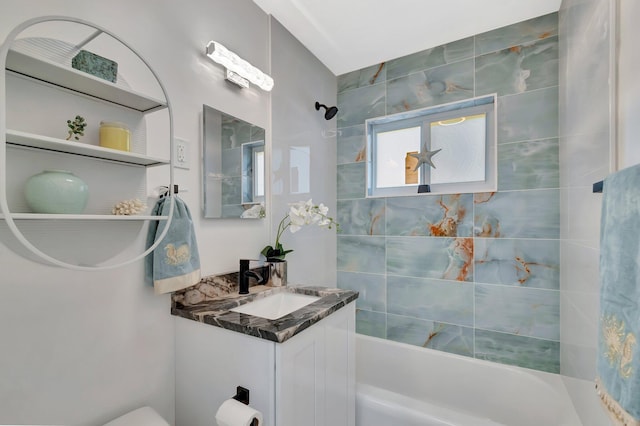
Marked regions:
[356,334,583,426]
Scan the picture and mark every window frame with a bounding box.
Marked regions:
[366,94,497,198]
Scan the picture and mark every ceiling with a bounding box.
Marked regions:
[252,0,562,76]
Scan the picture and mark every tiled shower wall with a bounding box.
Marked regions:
[336,13,561,373]
[220,118,265,217]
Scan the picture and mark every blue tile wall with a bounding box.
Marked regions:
[336,13,560,373]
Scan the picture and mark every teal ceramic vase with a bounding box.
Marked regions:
[24,170,89,214]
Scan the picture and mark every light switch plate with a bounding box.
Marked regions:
[174,137,190,170]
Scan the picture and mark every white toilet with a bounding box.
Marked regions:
[103,406,169,426]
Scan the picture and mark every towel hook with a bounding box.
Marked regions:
[159,184,179,199]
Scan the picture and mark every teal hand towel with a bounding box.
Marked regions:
[145,196,201,294]
[596,164,640,426]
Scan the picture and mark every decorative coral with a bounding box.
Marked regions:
[112,199,146,215]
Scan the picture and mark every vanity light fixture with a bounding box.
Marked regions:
[205,41,274,91]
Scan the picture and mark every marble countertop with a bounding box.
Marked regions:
[171,285,359,343]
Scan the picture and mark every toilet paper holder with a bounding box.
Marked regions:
[232,386,250,405]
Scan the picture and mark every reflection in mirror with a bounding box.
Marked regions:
[290,146,310,194]
[203,104,266,219]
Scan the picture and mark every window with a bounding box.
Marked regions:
[366,95,496,197]
[242,141,265,204]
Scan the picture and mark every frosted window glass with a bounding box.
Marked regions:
[430,113,486,184]
[376,126,421,188]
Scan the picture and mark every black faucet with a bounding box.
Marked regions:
[239,259,267,294]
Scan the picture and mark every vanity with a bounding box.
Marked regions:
[172,279,358,426]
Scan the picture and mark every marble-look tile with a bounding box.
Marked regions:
[475,13,558,55]
[474,239,560,289]
[497,87,559,144]
[337,199,385,235]
[338,271,386,312]
[250,126,265,142]
[356,309,386,338]
[337,162,366,200]
[386,37,475,80]
[221,177,241,205]
[337,84,386,128]
[337,125,366,165]
[476,36,559,97]
[498,138,559,190]
[338,63,386,93]
[337,236,386,274]
[474,189,560,238]
[221,147,241,176]
[475,284,560,340]
[387,237,473,281]
[386,314,473,357]
[386,194,473,237]
[474,329,560,373]
[386,59,474,114]
[221,118,252,149]
[387,275,473,326]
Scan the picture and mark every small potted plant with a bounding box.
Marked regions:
[66,115,87,141]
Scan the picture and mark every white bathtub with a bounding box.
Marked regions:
[356,334,583,426]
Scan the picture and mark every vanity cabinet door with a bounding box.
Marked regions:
[275,302,355,426]
[275,319,325,426]
[324,302,356,426]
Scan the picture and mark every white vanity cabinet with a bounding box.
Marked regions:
[174,302,356,426]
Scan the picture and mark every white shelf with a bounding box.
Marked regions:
[1,213,169,221]
[6,129,170,167]
[6,49,167,113]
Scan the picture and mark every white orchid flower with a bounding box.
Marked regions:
[262,198,339,260]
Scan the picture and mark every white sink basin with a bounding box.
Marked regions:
[230,292,320,320]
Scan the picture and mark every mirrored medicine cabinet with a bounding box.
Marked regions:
[202,104,266,219]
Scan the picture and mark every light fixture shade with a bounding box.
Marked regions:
[206,41,274,91]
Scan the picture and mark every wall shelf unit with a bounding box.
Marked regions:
[7,129,170,167]
[1,213,169,221]
[0,15,176,270]
[6,49,167,113]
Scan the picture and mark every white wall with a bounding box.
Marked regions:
[269,17,338,286]
[0,0,273,424]
[558,0,614,424]
[617,0,640,168]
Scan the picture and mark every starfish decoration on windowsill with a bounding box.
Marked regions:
[409,146,442,170]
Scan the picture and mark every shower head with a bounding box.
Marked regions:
[315,101,338,120]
